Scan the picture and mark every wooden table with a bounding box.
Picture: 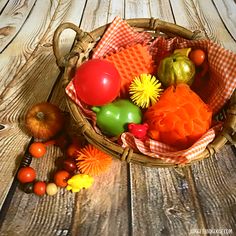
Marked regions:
[0,1,236,235]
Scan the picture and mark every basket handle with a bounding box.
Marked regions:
[53,22,89,68]
[149,18,202,39]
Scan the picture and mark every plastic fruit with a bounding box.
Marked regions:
[54,170,70,188]
[29,142,46,158]
[17,167,36,183]
[189,49,206,66]
[66,174,94,193]
[157,53,195,87]
[128,123,149,140]
[33,181,46,196]
[92,99,142,136]
[25,102,65,140]
[73,59,121,106]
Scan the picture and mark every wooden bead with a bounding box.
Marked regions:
[20,153,33,168]
[34,181,46,196]
[46,183,58,196]
[21,182,34,194]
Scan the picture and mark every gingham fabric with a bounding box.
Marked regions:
[65,16,236,164]
[92,16,152,58]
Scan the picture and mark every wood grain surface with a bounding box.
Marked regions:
[0,0,235,235]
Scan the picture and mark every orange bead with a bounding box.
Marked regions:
[54,170,70,188]
[29,142,46,158]
[34,181,46,196]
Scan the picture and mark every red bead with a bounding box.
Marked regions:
[54,170,70,188]
[63,159,77,173]
[17,167,36,183]
[29,142,46,158]
[33,181,46,196]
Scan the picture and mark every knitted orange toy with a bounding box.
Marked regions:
[104,44,155,96]
[144,84,212,150]
[76,144,112,176]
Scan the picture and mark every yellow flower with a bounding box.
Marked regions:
[66,174,94,193]
[129,74,163,108]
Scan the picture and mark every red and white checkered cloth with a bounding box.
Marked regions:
[66,16,236,164]
[92,16,152,58]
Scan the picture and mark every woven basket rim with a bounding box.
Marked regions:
[53,18,236,168]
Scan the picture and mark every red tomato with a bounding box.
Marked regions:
[34,181,46,196]
[189,49,206,66]
[73,59,121,106]
[54,170,70,187]
[17,167,36,183]
[29,142,46,158]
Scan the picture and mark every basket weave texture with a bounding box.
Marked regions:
[53,17,236,168]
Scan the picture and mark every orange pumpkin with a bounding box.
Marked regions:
[25,102,65,140]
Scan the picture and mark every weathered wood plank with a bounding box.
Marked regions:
[170,0,236,232]
[0,0,59,95]
[190,146,236,233]
[149,0,174,22]
[71,160,130,236]
[130,166,200,235]
[77,0,110,32]
[170,0,236,52]
[212,0,236,41]
[107,0,124,21]
[0,0,9,13]
[125,0,150,19]
[0,0,37,52]
[0,0,86,210]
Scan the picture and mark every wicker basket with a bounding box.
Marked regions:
[53,18,236,168]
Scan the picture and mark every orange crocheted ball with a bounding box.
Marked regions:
[144,84,212,150]
[76,144,112,176]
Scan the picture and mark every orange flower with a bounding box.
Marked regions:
[76,144,112,176]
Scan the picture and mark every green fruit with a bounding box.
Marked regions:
[92,99,142,136]
[157,53,195,87]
